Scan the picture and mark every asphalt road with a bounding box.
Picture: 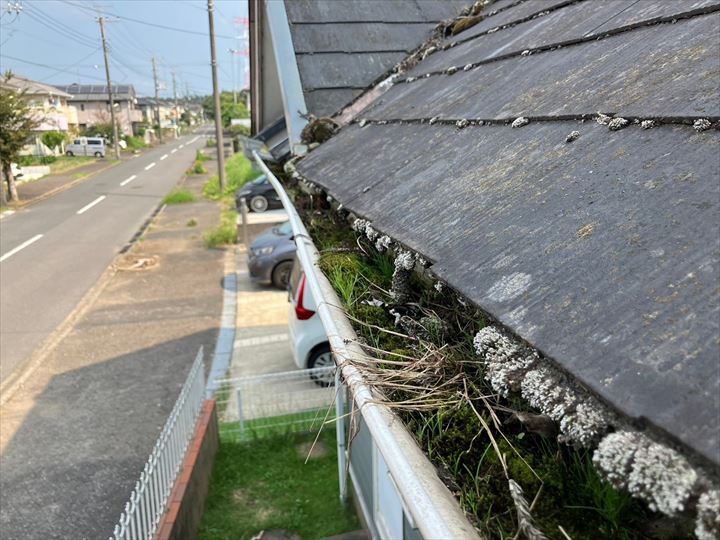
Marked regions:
[0,130,211,386]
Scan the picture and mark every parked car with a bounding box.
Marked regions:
[247,221,296,289]
[288,257,334,386]
[10,163,23,178]
[235,175,283,213]
[65,137,106,158]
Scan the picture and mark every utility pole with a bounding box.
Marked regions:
[151,56,162,143]
[207,0,225,192]
[228,49,237,105]
[172,71,179,139]
[97,16,120,160]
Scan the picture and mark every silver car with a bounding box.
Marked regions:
[247,221,296,289]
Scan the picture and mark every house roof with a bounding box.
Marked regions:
[0,75,72,98]
[296,0,720,468]
[53,84,136,102]
[284,0,469,117]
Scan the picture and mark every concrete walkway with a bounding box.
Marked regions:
[0,159,228,539]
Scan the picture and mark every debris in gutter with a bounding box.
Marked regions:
[511,117,530,128]
[446,66,459,75]
[391,249,415,304]
[463,64,473,71]
[451,14,485,36]
[565,130,580,143]
[358,119,367,128]
[456,118,469,129]
[641,120,656,130]
[405,76,417,83]
[694,118,712,132]
[300,114,339,144]
[429,116,439,125]
[508,479,549,540]
[608,117,630,131]
[521,50,531,56]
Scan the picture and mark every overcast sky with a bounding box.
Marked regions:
[0,0,249,98]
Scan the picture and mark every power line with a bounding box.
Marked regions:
[0,53,107,82]
[60,0,235,39]
[37,48,102,82]
[22,8,98,50]
[24,1,99,47]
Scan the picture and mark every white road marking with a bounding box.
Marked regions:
[170,148,178,154]
[178,144,184,149]
[233,333,289,349]
[76,195,106,215]
[120,174,137,186]
[0,234,43,263]
[0,210,15,220]
[144,162,156,170]
[190,136,199,143]
[160,154,168,160]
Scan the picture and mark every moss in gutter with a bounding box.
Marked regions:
[298,198,676,539]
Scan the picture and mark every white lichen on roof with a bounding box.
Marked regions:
[511,117,530,128]
[695,489,720,540]
[473,326,539,397]
[365,224,379,241]
[352,218,369,234]
[641,120,656,130]
[596,112,612,126]
[608,117,629,131]
[694,118,712,132]
[565,130,580,143]
[375,235,392,252]
[394,249,415,271]
[594,431,698,516]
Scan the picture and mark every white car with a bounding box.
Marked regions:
[288,257,334,385]
[66,137,106,158]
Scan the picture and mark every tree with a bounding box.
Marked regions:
[202,91,249,127]
[41,130,67,153]
[0,72,39,205]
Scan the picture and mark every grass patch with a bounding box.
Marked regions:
[198,429,359,540]
[203,153,260,201]
[203,207,237,247]
[162,188,195,205]
[123,136,146,151]
[196,149,211,162]
[186,218,198,227]
[72,172,89,180]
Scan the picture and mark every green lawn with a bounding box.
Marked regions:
[198,428,359,540]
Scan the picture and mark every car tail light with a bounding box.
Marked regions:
[295,274,315,320]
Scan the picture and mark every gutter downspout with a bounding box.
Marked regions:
[253,151,480,540]
[264,0,308,155]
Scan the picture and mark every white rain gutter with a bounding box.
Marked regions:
[253,151,480,540]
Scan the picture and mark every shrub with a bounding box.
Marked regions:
[202,153,259,201]
[196,149,210,162]
[18,155,56,166]
[206,138,216,147]
[41,131,67,151]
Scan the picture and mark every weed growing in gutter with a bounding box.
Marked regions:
[290,195,706,539]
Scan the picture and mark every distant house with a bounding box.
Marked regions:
[53,84,143,135]
[0,74,79,154]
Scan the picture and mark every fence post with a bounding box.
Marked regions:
[240,197,250,248]
[236,387,245,440]
[335,370,348,504]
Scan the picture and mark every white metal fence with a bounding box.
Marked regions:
[110,347,206,540]
[214,366,337,442]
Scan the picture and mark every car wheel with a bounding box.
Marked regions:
[271,260,293,290]
[250,195,269,212]
[307,343,335,387]
[94,151,103,158]
[66,151,73,157]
